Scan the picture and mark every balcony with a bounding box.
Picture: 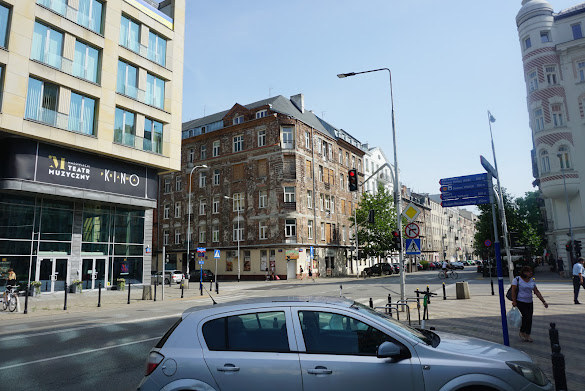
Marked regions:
[539,170,579,199]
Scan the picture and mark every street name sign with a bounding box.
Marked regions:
[480,155,498,179]
[439,173,487,185]
[198,260,204,265]
[441,196,491,207]
[440,181,488,192]
[440,188,490,200]
[439,173,491,207]
[405,238,421,255]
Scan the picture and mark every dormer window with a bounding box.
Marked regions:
[201,126,206,134]
[233,115,244,125]
[256,110,267,119]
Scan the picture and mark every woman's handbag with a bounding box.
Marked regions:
[505,277,520,300]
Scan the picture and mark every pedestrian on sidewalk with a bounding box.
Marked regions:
[557,257,565,278]
[308,267,314,282]
[511,265,548,342]
[572,257,585,304]
[299,265,304,280]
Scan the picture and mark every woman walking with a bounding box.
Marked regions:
[511,266,548,342]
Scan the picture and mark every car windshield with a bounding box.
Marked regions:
[350,301,432,345]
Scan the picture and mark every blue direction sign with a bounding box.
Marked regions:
[405,238,421,255]
[439,173,488,186]
[440,188,490,201]
[441,196,491,207]
[440,181,488,192]
[199,260,205,265]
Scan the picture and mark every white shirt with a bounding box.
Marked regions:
[442,261,447,269]
[573,262,585,277]
[512,277,536,303]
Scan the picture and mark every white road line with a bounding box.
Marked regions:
[0,337,160,371]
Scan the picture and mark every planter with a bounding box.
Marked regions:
[70,285,82,294]
[117,282,126,291]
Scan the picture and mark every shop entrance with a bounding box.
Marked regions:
[36,258,69,293]
[81,258,107,290]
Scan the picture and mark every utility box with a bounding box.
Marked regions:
[181,279,189,289]
[456,281,470,299]
[142,285,153,300]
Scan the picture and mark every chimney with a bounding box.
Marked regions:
[290,93,304,114]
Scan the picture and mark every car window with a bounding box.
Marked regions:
[299,310,395,355]
[202,311,289,352]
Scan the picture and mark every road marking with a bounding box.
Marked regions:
[0,337,160,371]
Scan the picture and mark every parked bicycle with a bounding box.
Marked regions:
[438,270,458,279]
[2,284,19,312]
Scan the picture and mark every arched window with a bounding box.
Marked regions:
[540,150,550,173]
[558,146,571,169]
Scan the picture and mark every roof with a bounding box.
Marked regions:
[555,2,585,20]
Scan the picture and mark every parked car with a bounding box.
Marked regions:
[451,262,465,270]
[137,296,551,391]
[189,269,215,282]
[391,264,400,274]
[152,271,184,285]
[363,263,393,276]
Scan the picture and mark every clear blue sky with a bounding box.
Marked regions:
[182,0,579,200]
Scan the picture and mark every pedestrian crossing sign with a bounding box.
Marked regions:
[405,238,421,255]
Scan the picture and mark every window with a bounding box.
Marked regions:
[188,148,194,163]
[200,144,207,160]
[147,30,167,66]
[325,195,330,211]
[73,40,99,83]
[233,163,244,180]
[540,31,551,43]
[213,141,220,157]
[256,110,267,119]
[163,230,169,245]
[305,160,312,179]
[114,108,136,147]
[284,187,296,203]
[31,22,63,69]
[144,118,163,153]
[259,190,267,208]
[77,0,103,34]
[285,219,296,237]
[68,92,96,135]
[212,225,219,242]
[304,131,311,149]
[213,197,220,214]
[202,312,290,352]
[233,193,244,211]
[25,78,59,126]
[540,150,550,173]
[163,204,170,219]
[120,15,140,53]
[524,36,531,50]
[319,166,324,182]
[558,146,571,169]
[117,60,138,98]
[199,171,207,187]
[164,178,171,193]
[233,135,244,152]
[342,225,346,242]
[174,202,181,218]
[259,221,267,240]
[320,194,324,211]
[145,73,165,109]
[233,115,244,125]
[331,196,335,214]
[552,104,564,127]
[338,148,343,163]
[199,199,207,215]
[213,169,220,186]
[573,23,583,40]
[307,190,313,209]
[0,65,3,110]
[528,70,538,92]
[340,173,344,189]
[174,229,181,244]
[258,129,266,147]
[579,61,585,81]
[199,229,206,243]
[308,220,313,239]
[233,221,243,242]
[282,127,294,149]
[533,108,544,132]
[0,4,7,49]
[545,65,557,85]
[321,222,325,240]
[175,176,182,191]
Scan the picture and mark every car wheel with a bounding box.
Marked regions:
[164,278,170,285]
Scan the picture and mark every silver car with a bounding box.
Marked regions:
[137,296,552,391]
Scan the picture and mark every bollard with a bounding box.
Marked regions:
[387,294,392,314]
[491,279,494,296]
[153,282,157,302]
[98,282,102,307]
[551,344,568,391]
[415,289,421,324]
[45,281,49,291]
[200,282,203,296]
[340,284,343,297]
[24,283,29,314]
[549,323,560,352]
[369,297,373,308]
[215,281,219,295]
[426,286,431,304]
[181,284,184,299]
[442,282,446,300]
[210,280,213,291]
[64,283,68,311]
[127,282,131,304]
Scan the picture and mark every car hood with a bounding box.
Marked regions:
[429,331,530,362]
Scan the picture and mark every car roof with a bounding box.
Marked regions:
[182,296,355,319]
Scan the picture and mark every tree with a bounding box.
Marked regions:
[350,184,399,260]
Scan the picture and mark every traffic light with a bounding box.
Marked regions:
[368,210,375,224]
[392,231,401,250]
[575,241,582,258]
[190,252,195,262]
[348,169,358,192]
[566,240,573,253]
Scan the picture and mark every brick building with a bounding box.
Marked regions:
[155,94,367,280]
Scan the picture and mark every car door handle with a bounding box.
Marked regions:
[307,366,332,375]
[217,364,240,372]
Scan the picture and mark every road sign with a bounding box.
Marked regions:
[480,155,498,179]
[440,181,489,192]
[404,223,420,238]
[439,173,488,186]
[197,247,206,253]
[402,203,421,222]
[440,188,490,200]
[405,238,421,255]
[214,249,220,258]
[441,196,491,207]
[484,239,492,247]
[198,260,204,265]
[310,246,314,257]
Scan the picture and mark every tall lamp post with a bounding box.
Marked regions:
[557,153,576,264]
[337,68,404,301]
[224,195,241,282]
[187,164,207,277]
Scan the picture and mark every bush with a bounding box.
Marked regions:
[420,260,429,270]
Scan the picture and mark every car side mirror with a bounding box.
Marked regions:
[376,341,402,359]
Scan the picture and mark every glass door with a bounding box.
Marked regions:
[81,258,107,290]
[36,258,69,293]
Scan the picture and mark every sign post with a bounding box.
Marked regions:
[197,247,206,294]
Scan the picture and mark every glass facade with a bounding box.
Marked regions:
[68,92,96,135]
[73,40,99,83]
[25,77,59,126]
[0,3,9,49]
[147,31,166,66]
[114,107,136,147]
[31,22,63,69]
[120,15,140,53]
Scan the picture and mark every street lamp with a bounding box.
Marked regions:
[187,164,207,277]
[338,68,405,301]
[557,153,575,264]
[224,195,241,282]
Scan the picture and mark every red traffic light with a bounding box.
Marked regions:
[349,171,355,177]
[392,231,399,237]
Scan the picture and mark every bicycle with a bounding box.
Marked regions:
[2,284,19,312]
[438,270,458,279]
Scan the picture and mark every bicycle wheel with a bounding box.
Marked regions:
[2,296,7,311]
[438,271,445,279]
[450,271,458,279]
[8,295,17,312]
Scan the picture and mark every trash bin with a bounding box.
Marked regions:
[142,285,153,300]
[455,281,470,299]
[180,279,189,289]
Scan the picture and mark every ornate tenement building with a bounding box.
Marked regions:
[157,94,368,280]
